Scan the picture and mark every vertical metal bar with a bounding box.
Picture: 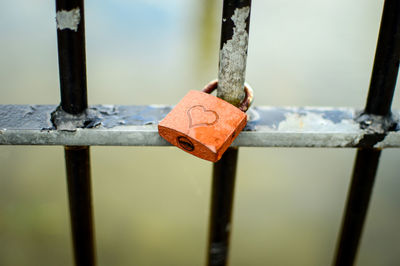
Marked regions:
[55,1,96,265]
[56,0,87,115]
[333,1,400,265]
[64,146,96,266]
[217,0,252,107]
[207,147,238,266]
[365,0,400,116]
[333,149,381,266]
[207,1,252,266]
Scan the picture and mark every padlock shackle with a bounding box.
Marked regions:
[202,80,254,112]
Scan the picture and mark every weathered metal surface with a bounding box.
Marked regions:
[211,1,252,265]
[56,0,87,115]
[217,0,252,106]
[55,1,96,266]
[1,104,400,147]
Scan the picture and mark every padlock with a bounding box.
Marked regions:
[158,80,253,162]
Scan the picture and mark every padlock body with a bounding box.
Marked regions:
[158,90,247,162]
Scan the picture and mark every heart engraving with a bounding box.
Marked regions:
[187,105,219,128]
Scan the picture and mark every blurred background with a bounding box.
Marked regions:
[1,0,400,265]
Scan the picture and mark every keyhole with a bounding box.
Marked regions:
[177,136,194,151]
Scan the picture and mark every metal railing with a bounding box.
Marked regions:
[0,0,399,266]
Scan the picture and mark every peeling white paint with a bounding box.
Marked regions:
[56,8,81,32]
[278,112,360,132]
[258,111,366,147]
[246,108,260,123]
[218,7,250,105]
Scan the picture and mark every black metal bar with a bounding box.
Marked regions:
[365,0,400,116]
[56,0,88,114]
[207,1,252,266]
[65,146,96,266]
[55,1,96,266]
[333,1,400,265]
[207,147,238,266]
[333,149,381,266]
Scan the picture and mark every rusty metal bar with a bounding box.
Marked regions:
[333,1,400,265]
[56,0,96,265]
[208,1,252,266]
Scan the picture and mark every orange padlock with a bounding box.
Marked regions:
[158,80,253,162]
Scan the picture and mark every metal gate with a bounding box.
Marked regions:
[1,0,399,265]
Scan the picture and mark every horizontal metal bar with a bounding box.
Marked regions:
[1,104,399,147]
